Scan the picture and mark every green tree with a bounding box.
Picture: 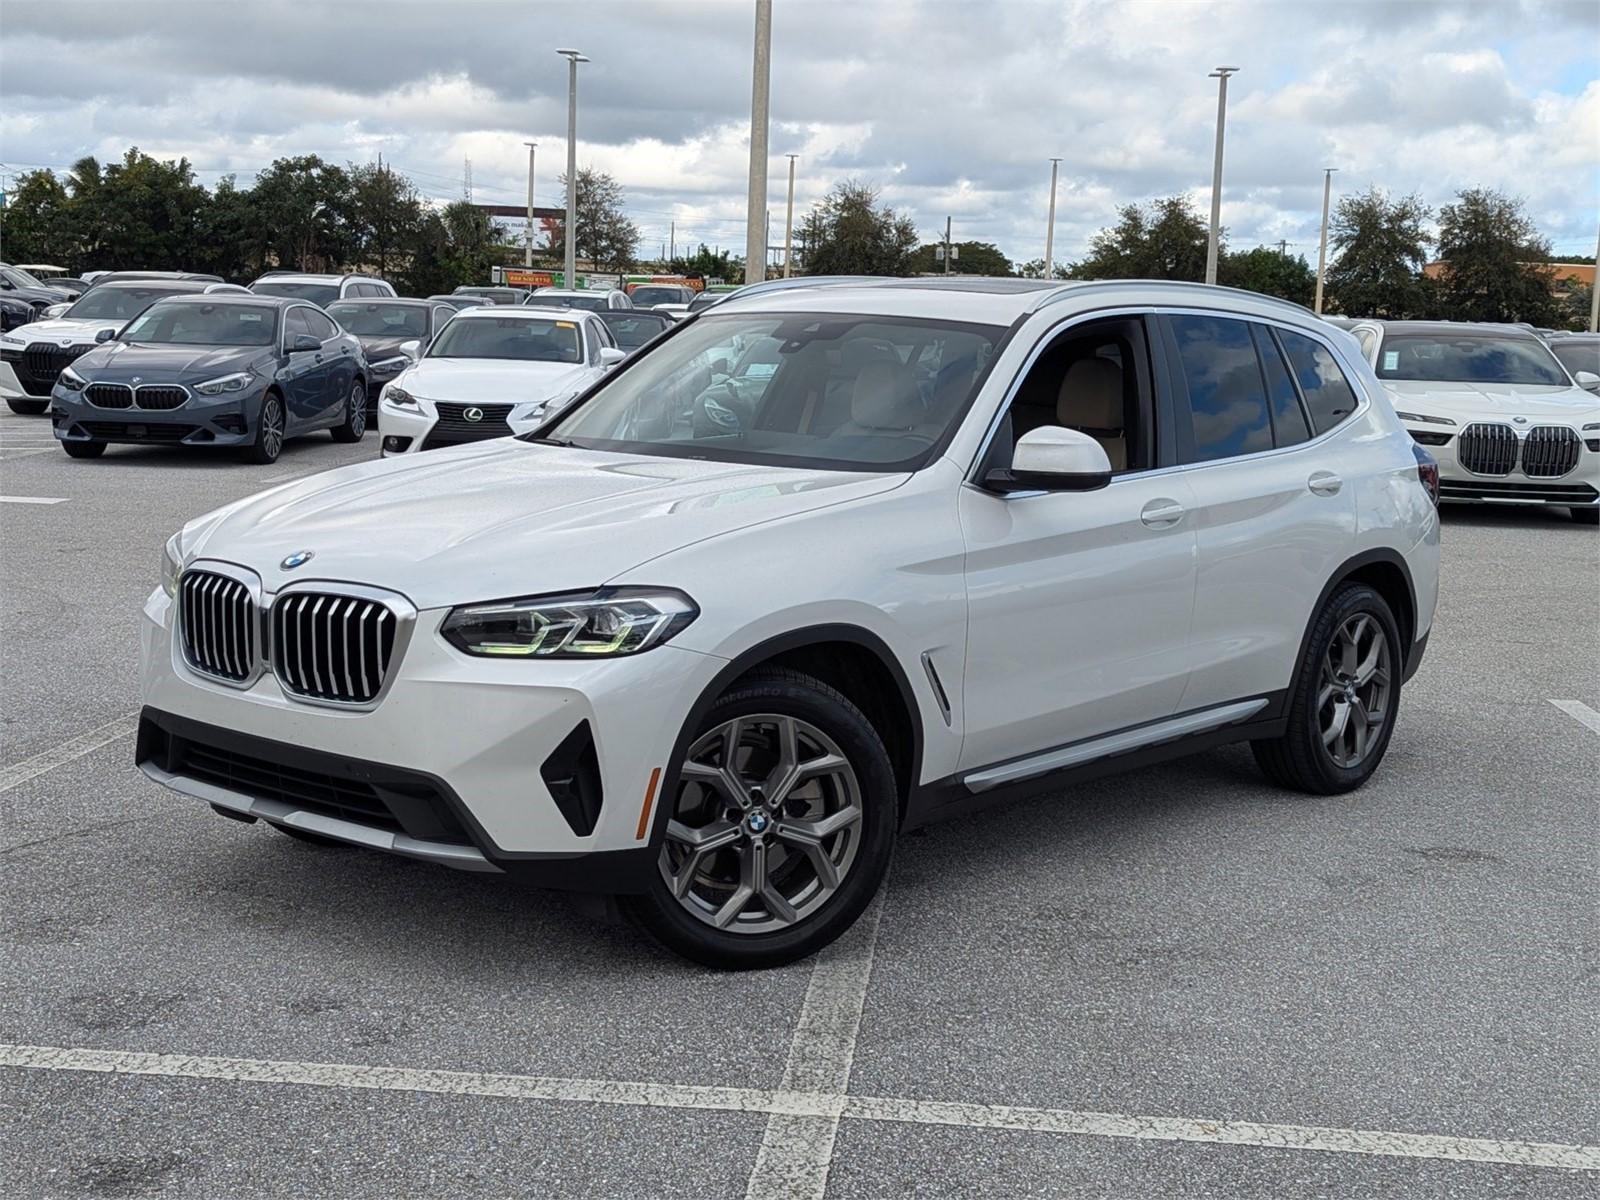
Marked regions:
[191,175,260,280]
[1219,247,1317,306]
[544,168,640,272]
[1074,196,1211,281]
[348,162,425,278]
[909,240,1012,276]
[0,170,74,267]
[668,243,741,282]
[249,155,355,272]
[1015,258,1071,279]
[797,181,919,277]
[1432,188,1560,325]
[1323,188,1432,318]
[65,149,211,271]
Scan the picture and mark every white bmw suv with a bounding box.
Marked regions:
[138,278,1440,968]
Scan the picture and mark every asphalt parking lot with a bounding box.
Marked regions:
[1,406,1595,1199]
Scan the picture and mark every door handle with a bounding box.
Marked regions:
[313,353,324,363]
[1308,470,1343,496]
[1140,498,1186,529]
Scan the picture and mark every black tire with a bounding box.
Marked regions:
[243,391,285,464]
[1571,506,1599,526]
[6,397,48,415]
[269,822,356,849]
[621,667,897,969]
[1252,582,1403,794]
[330,379,367,443]
[61,439,106,459]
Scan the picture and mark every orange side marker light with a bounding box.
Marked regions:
[636,767,663,840]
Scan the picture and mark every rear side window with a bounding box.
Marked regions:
[1169,315,1272,462]
[1252,325,1311,447]
[1277,329,1359,434]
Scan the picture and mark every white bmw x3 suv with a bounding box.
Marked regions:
[1346,320,1600,523]
[138,278,1440,968]
[377,307,625,454]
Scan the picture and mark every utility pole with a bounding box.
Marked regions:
[1205,66,1239,286]
[783,153,797,278]
[557,49,588,288]
[745,0,772,284]
[1276,239,1288,256]
[943,216,952,274]
[669,220,675,262]
[1044,157,1061,279]
[523,141,537,269]
[1314,167,1336,316]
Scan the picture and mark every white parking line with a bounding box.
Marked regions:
[0,715,140,793]
[1,1042,1593,1172]
[1549,700,1600,736]
[0,495,69,505]
[745,891,887,1199]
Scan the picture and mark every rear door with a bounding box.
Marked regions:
[1159,313,1359,712]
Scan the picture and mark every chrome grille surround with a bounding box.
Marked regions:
[268,582,416,710]
[1455,422,1518,476]
[176,563,266,688]
[1520,426,1580,479]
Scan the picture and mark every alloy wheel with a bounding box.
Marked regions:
[349,385,366,437]
[659,714,863,933]
[1318,613,1391,769]
[261,396,284,458]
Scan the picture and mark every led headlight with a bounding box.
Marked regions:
[1583,422,1600,432]
[1393,411,1455,426]
[57,366,87,392]
[160,532,183,598]
[383,385,419,408]
[371,356,410,372]
[441,588,698,658]
[0,334,25,349]
[194,371,252,396]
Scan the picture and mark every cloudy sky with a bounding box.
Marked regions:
[1,0,1596,268]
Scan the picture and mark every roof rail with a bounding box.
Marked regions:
[718,275,885,303]
[1028,278,1316,319]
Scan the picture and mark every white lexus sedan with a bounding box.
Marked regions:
[377,307,624,454]
[140,277,1440,967]
[1347,320,1600,524]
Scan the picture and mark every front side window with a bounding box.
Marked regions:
[251,280,340,307]
[302,308,338,341]
[121,303,279,347]
[1279,329,1361,433]
[326,302,429,338]
[428,316,581,363]
[546,312,1001,472]
[1375,333,1569,387]
[1170,315,1272,462]
[584,319,603,363]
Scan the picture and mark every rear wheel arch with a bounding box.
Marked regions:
[1296,549,1418,682]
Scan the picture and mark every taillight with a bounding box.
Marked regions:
[1412,442,1440,506]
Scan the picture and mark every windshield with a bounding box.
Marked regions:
[326,302,428,338]
[598,314,670,349]
[631,286,687,307]
[544,312,1001,471]
[120,303,279,346]
[1549,341,1599,379]
[65,285,193,322]
[2,266,50,290]
[1376,334,1568,385]
[526,292,607,311]
[251,281,340,307]
[427,316,581,363]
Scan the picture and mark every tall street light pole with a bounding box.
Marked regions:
[1044,157,1061,279]
[783,153,798,277]
[1205,66,1239,286]
[1591,218,1600,333]
[1314,167,1337,316]
[556,48,588,289]
[745,0,772,285]
[523,141,537,269]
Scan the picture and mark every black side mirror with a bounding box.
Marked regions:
[95,328,117,343]
[289,333,321,353]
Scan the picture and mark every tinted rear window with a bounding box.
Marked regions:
[1170,315,1272,462]
[1278,329,1360,433]
[1253,325,1311,447]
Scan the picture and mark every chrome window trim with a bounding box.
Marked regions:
[175,559,268,690]
[961,303,1374,488]
[267,579,419,712]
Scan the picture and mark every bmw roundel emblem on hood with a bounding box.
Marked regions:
[462,406,485,422]
[281,550,315,570]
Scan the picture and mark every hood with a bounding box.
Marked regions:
[3,285,71,306]
[5,316,123,345]
[73,340,269,383]
[401,357,593,405]
[1383,380,1600,422]
[184,440,908,608]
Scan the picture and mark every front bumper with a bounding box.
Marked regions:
[138,585,726,888]
[377,392,548,456]
[52,384,262,447]
[1406,423,1600,508]
[1,355,77,400]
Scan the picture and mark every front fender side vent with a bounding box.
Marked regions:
[541,721,604,838]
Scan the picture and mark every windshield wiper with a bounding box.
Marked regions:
[522,435,572,446]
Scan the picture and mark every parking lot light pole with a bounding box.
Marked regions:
[1044,157,1061,279]
[1591,219,1600,332]
[783,154,797,278]
[524,142,537,270]
[746,0,772,284]
[1313,167,1336,315]
[1205,66,1239,286]
[557,49,588,289]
